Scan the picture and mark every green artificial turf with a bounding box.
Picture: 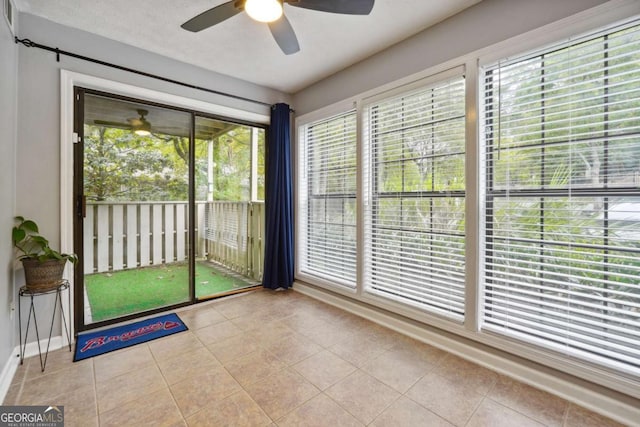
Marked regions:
[85,261,253,322]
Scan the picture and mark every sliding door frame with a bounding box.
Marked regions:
[73,88,196,332]
[62,71,269,336]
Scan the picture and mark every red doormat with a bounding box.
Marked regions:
[74,313,187,361]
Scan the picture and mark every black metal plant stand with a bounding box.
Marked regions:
[18,280,72,372]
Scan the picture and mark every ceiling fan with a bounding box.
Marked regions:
[181,0,376,55]
[94,109,152,136]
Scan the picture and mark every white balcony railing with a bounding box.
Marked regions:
[83,201,264,281]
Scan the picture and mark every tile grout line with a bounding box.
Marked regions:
[561,402,571,427]
[321,390,366,426]
[14,358,27,407]
[201,325,276,425]
[150,341,187,425]
[484,396,558,427]
[90,358,100,426]
[270,377,321,425]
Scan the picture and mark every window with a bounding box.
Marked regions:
[295,11,640,394]
[298,111,357,287]
[364,72,466,320]
[482,23,640,373]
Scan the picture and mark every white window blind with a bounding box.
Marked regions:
[299,111,357,287]
[364,74,466,320]
[483,22,640,373]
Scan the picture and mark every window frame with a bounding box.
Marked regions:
[361,68,468,322]
[480,20,640,377]
[474,12,640,396]
[295,101,361,293]
[297,108,359,290]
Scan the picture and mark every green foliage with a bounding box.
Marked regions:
[84,126,189,202]
[487,24,640,302]
[84,123,265,203]
[12,216,77,264]
[372,81,467,261]
[196,126,265,201]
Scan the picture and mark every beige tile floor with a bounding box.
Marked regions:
[3,289,627,427]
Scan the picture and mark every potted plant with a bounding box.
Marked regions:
[12,216,77,291]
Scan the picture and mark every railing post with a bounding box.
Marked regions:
[83,205,95,275]
[197,202,207,259]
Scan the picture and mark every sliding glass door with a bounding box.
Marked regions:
[74,89,265,331]
[76,92,192,328]
[194,116,265,299]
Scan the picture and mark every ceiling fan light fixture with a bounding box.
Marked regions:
[132,109,152,136]
[244,0,283,23]
[133,121,151,136]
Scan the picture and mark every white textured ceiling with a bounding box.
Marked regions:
[16,0,481,93]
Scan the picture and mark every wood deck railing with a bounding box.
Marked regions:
[83,201,264,281]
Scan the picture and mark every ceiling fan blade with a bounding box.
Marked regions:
[268,15,300,55]
[287,0,375,15]
[181,1,241,32]
[93,120,131,129]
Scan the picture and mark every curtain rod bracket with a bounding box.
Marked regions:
[15,37,34,48]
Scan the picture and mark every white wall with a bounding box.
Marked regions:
[292,0,609,114]
[0,3,18,400]
[14,13,291,342]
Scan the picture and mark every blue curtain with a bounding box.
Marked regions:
[262,103,294,289]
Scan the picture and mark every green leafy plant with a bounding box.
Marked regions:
[12,216,77,264]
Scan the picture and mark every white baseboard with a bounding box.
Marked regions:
[19,336,65,360]
[0,335,65,404]
[0,350,20,404]
[293,281,640,427]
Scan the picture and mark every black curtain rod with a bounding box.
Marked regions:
[14,37,292,111]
